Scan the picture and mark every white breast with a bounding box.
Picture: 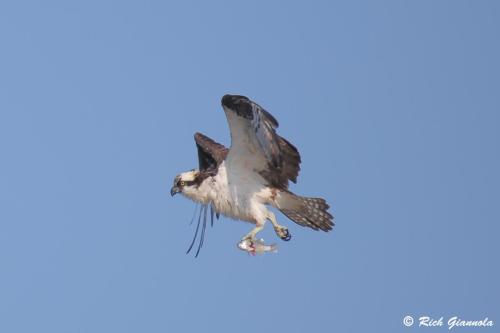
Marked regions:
[197,161,272,224]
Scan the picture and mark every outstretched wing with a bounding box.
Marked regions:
[221,94,301,189]
[194,132,228,172]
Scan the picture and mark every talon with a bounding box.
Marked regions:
[238,238,256,253]
[276,227,291,242]
[248,243,256,254]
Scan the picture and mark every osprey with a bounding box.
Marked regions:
[171,95,334,255]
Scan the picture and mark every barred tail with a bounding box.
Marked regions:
[275,191,334,232]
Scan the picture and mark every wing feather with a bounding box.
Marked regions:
[221,94,301,189]
[194,132,228,172]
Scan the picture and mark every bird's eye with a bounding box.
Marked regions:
[180,181,185,186]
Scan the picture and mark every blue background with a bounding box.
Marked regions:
[1,1,499,332]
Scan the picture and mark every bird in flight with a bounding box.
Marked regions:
[171,95,334,256]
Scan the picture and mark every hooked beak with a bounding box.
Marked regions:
[170,186,180,197]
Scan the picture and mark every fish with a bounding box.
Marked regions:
[237,238,278,255]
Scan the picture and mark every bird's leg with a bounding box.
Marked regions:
[239,221,265,253]
[268,211,291,241]
[242,221,265,242]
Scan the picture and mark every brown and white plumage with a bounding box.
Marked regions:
[171,94,334,255]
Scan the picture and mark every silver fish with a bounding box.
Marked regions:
[238,238,278,255]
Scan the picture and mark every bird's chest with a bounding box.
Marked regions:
[207,166,258,222]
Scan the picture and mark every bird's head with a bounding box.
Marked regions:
[221,94,252,114]
[170,170,202,199]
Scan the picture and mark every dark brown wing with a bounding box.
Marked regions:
[194,132,228,171]
[259,136,301,188]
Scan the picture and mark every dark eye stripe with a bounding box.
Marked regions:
[177,180,196,187]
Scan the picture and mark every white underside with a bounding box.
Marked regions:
[181,161,275,225]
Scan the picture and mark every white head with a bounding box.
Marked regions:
[170,170,207,202]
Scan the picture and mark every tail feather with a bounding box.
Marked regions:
[276,191,334,232]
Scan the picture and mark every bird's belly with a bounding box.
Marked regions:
[212,194,255,223]
[209,161,267,224]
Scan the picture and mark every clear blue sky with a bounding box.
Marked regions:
[1,1,499,332]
